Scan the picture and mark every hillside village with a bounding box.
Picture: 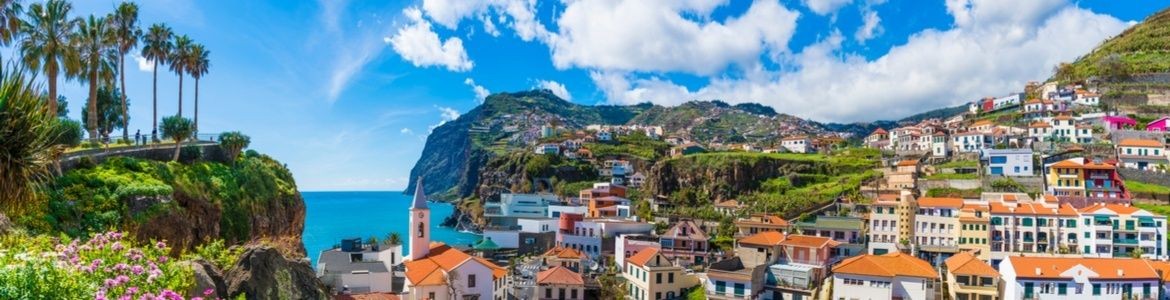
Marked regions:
[317,70,1170,300]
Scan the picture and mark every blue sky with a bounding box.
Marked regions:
[42,0,1167,190]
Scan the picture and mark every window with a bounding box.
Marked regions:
[430,292,436,299]
[668,272,674,283]
[1058,283,1067,295]
[468,274,476,288]
[546,288,552,299]
[560,288,566,300]
[715,281,726,294]
[417,222,425,237]
[734,283,745,296]
[656,273,662,284]
[1092,284,1101,295]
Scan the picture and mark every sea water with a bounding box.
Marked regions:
[301,191,482,267]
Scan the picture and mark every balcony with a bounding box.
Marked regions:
[1113,238,1138,245]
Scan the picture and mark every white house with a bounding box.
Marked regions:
[781,136,813,153]
[535,143,561,155]
[999,256,1162,300]
[1117,138,1168,171]
[402,180,506,300]
[316,238,403,293]
[831,253,938,300]
[982,148,1034,176]
[597,130,613,141]
[952,132,990,153]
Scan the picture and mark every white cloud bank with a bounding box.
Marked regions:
[464,78,491,102]
[803,0,854,15]
[587,0,1131,122]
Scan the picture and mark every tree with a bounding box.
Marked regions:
[596,260,627,299]
[72,14,116,143]
[1130,247,1144,259]
[19,0,77,116]
[0,0,21,45]
[186,43,208,134]
[80,87,127,141]
[443,269,461,299]
[217,131,250,161]
[169,34,191,117]
[109,1,140,141]
[0,65,55,211]
[159,115,192,161]
[48,118,82,174]
[1097,53,1129,81]
[141,23,172,138]
[385,232,403,246]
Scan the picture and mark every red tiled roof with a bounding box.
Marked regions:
[944,251,999,277]
[537,266,585,285]
[1119,138,1163,148]
[832,252,937,279]
[627,248,660,267]
[334,293,402,300]
[917,197,964,208]
[778,234,840,249]
[404,243,506,286]
[738,231,786,246]
[1006,257,1159,280]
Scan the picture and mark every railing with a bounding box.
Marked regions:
[1113,238,1138,244]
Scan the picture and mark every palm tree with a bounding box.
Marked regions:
[385,232,403,246]
[169,34,191,118]
[19,0,77,116]
[217,131,250,161]
[0,0,21,46]
[72,15,116,143]
[110,2,140,141]
[141,23,172,140]
[186,43,208,135]
[0,64,56,210]
[159,115,192,161]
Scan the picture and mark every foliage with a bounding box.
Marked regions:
[685,284,707,300]
[160,115,193,161]
[0,65,56,212]
[51,118,84,147]
[923,173,979,180]
[936,160,978,169]
[584,131,670,160]
[24,155,298,244]
[218,131,251,161]
[18,0,77,116]
[183,239,243,272]
[80,86,129,139]
[0,231,204,299]
[1059,8,1170,80]
[990,178,1029,193]
[926,187,983,198]
[745,170,879,218]
[1126,180,1170,194]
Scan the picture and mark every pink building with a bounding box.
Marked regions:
[1102,116,1136,131]
[1146,116,1169,132]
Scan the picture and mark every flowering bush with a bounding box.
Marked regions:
[0,231,215,300]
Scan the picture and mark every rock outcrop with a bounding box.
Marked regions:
[223,245,327,300]
[643,154,834,202]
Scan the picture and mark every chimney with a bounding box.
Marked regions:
[1035,268,1042,276]
[1118,269,1124,277]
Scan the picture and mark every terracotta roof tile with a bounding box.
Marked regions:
[897,160,919,167]
[832,252,937,279]
[403,243,505,286]
[917,197,964,208]
[1078,203,1141,215]
[778,234,840,249]
[333,293,402,300]
[536,266,585,285]
[627,248,659,267]
[1119,138,1163,148]
[738,231,786,246]
[1006,256,1159,280]
[543,246,586,259]
[944,251,999,277]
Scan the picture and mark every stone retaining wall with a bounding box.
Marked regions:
[59,143,227,172]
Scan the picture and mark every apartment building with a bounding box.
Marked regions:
[831,252,939,300]
[868,190,915,255]
[624,248,699,300]
[659,220,711,267]
[943,251,1000,300]
[1077,203,1167,259]
[981,148,1034,177]
[735,213,791,237]
[795,216,866,257]
[957,203,991,261]
[987,197,1079,266]
[1000,256,1162,300]
[1117,138,1168,171]
[914,197,964,265]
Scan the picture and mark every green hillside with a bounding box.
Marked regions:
[1057,7,1170,81]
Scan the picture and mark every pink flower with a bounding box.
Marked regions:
[131,265,145,275]
[203,288,214,296]
[127,287,139,294]
[155,241,166,249]
[112,242,124,251]
[158,256,168,263]
[116,275,130,284]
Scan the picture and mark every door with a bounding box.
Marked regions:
[990,167,1003,175]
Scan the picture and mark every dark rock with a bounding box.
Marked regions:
[224,245,328,300]
[189,259,227,298]
[0,213,13,234]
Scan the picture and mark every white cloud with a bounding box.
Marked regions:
[591,1,1130,122]
[464,78,491,102]
[803,0,853,15]
[388,7,474,72]
[420,0,551,42]
[854,10,882,43]
[401,128,415,135]
[548,0,799,76]
[134,54,155,72]
[536,80,571,101]
[429,106,462,132]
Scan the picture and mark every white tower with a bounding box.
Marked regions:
[409,177,431,260]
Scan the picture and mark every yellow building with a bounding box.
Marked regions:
[1046,159,1085,197]
[957,203,991,261]
[944,251,1000,300]
[623,248,699,300]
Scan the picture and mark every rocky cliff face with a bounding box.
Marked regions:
[643,154,832,202]
[404,90,841,200]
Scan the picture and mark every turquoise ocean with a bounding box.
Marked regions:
[301,191,482,267]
